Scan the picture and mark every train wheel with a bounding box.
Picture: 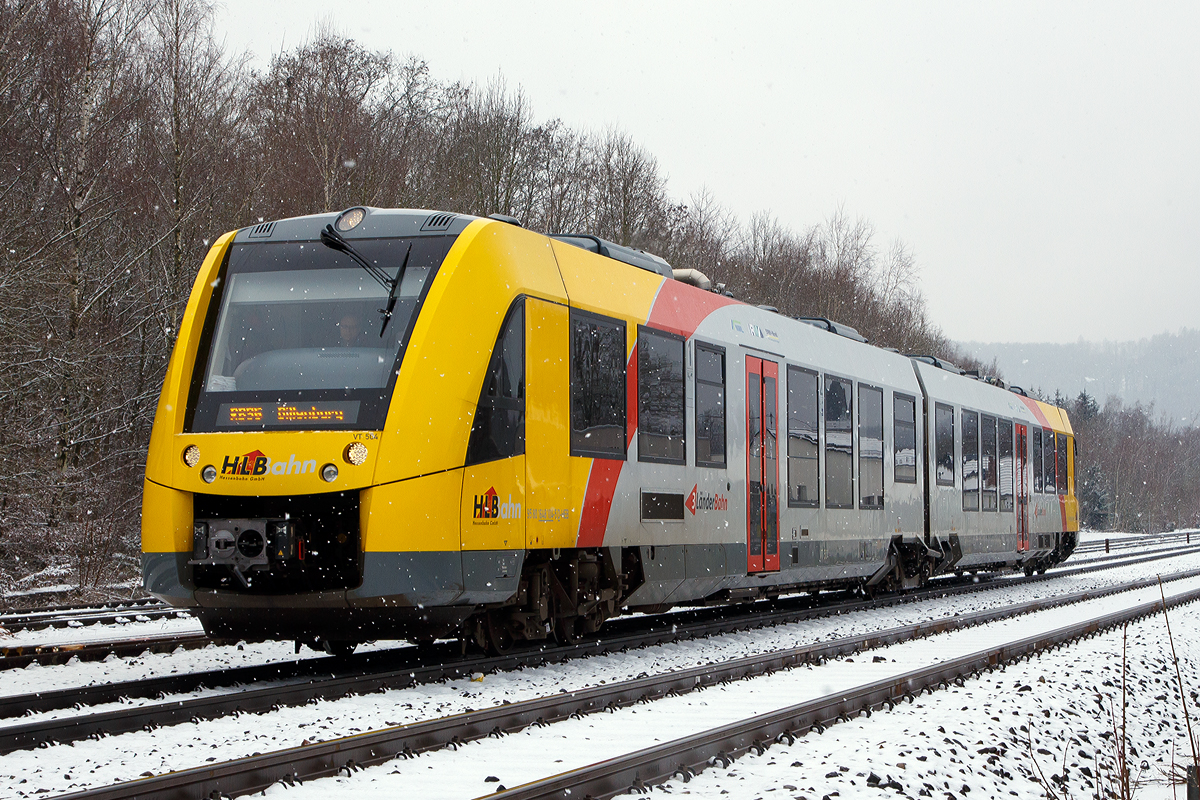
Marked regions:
[554,614,585,646]
[321,639,357,657]
[485,611,514,656]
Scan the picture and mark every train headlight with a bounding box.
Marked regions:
[183,445,201,468]
[335,207,366,232]
[321,463,339,483]
[343,442,368,465]
[201,465,217,483]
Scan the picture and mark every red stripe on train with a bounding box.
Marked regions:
[576,282,735,548]
[576,350,639,548]
[646,279,738,339]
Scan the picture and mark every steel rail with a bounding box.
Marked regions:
[5,544,1199,756]
[0,607,186,635]
[0,597,163,622]
[43,570,1200,800]
[0,631,210,671]
[491,583,1200,800]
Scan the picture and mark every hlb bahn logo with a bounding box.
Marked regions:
[473,486,522,524]
[223,450,269,476]
[685,484,729,516]
[221,450,317,480]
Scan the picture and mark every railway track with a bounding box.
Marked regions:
[41,565,1200,800]
[3,544,1198,754]
[0,533,1180,635]
[0,601,181,635]
[0,630,210,671]
[1073,528,1197,555]
[5,540,1198,675]
[492,583,1199,800]
[0,533,1186,642]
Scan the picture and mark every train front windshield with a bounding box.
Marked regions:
[188,236,453,431]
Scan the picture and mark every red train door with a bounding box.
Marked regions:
[746,356,780,573]
[1015,423,1030,552]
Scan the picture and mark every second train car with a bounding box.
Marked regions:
[141,207,1079,654]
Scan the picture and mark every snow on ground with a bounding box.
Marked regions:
[5,558,1200,798]
[628,596,1200,800]
[239,574,1200,800]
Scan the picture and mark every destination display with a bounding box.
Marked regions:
[216,401,361,427]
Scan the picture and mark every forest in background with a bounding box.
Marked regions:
[963,330,1200,430]
[0,0,1195,602]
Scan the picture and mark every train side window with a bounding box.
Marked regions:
[1046,430,1058,495]
[858,384,884,509]
[824,375,854,509]
[694,343,726,468]
[1043,429,1056,494]
[787,366,819,507]
[1032,427,1044,493]
[961,410,980,511]
[998,419,1014,511]
[466,299,524,466]
[1069,435,1076,496]
[570,310,627,459]
[893,394,917,484]
[637,326,685,464]
[1056,432,1067,496]
[935,403,955,486]
[980,414,998,511]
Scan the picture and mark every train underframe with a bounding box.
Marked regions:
[181,529,1078,657]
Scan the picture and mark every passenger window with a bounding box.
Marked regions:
[824,375,854,508]
[1032,427,1044,493]
[1069,435,1076,496]
[961,410,979,511]
[1056,432,1067,496]
[1041,430,1054,494]
[935,403,955,486]
[570,310,627,458]
[637,327,685,464]
[858,385,884,509]
[980,414,998,511]
[466,300,524,465]
[694,344,726,468]
[1045,430,1058,495]
[786,366,819,507]
[998,419,1014,511]
[893,394,917,484]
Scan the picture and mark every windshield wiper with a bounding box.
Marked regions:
[320,224,412,337]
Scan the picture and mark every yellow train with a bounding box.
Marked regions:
[142,207,1079,654]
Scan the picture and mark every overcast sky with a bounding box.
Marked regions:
[217,1,1199,346]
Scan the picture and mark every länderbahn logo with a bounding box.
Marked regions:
[686,484,729,515]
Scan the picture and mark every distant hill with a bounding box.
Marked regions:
[960,329,1200,427]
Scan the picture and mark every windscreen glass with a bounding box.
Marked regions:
[189,236,453,431]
